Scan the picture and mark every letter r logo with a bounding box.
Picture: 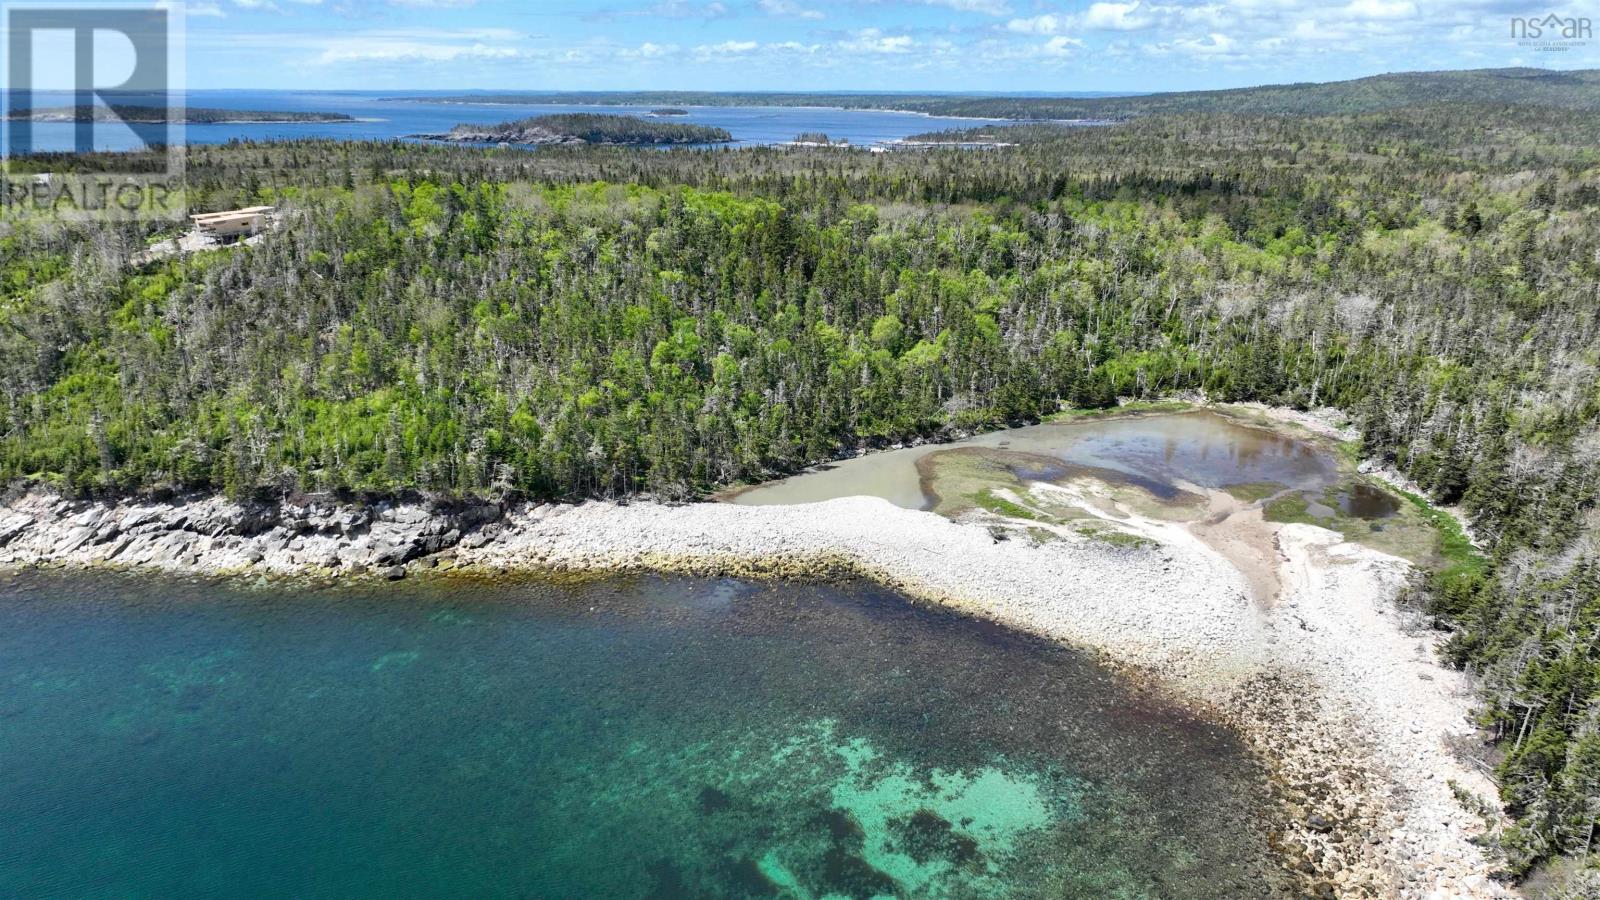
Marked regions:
[3,3,177,159]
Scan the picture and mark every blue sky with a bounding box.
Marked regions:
[91,0,1600,91]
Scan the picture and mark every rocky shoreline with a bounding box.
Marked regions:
[0,483,1511,897]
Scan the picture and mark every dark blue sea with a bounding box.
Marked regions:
[2,90,1020,154]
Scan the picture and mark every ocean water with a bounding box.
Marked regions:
[1,90,1016,155]
[0,570,1288,898]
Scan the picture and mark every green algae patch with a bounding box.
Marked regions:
[1264,479,1465,570]
[1074,523,1157,550]
[974,488,1039,521]
[1225,481,1289,503]
[1025,526,1063,545]
[918,448,1040,519]
[1263,493,1317,525]
[1387,483,1487,582]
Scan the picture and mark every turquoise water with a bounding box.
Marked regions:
[0,571,1287,898]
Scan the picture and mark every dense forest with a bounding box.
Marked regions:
[424,113,732,146]
[401,67,1600,119]
[2,88,1600,888]
[902,123,1087,143]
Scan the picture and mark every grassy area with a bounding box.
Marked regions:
[974,488,1038,521]
[1263,480,1480,571]
[1263,493,1317,525]
[1224,481,1287,503]
[1332,438,1364,467]
[920,449,1029,517]
[1025,527,1063,545]
[1388,483,1487,580]
[1074,524,1156,550]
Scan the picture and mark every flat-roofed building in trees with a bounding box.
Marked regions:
[189,206,275,240]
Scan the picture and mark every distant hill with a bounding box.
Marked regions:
[413,113,733,146]
[977,68,1600,119]
[397,68,1600,120]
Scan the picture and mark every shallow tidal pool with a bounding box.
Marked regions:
[0,571,1288,898]
[727,410,1349,510]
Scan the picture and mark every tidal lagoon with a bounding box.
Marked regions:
[728,409,1392,515]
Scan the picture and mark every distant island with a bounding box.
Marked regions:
[649,108,690,117]
[791,132,847,147]
[4,105,355,124]
[412,113,733,146]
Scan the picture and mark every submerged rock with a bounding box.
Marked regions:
[719,857,781,897]
[814,807,865,845]
[697,786,732,814]
[890,808,983,869]
[820,847,899,899]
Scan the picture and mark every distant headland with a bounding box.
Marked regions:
[411,113,733,146]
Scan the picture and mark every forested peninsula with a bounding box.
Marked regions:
[3,68,1600,890]
[413,113,733,146]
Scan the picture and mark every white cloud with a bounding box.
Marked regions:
[975,33,1082,61]
[1339,0,1416,19]
[640,0,732,18]
[1172,31,1235,54]
[1082,1,1154,30]
[212,26,535,66]
[1006,14,1068,34]
[758,0,823,19]
[681,30,924,63]
[840,28,916,53]
[182,2,228,16]
[154,0,227,17]
[221,0,324,13]
[315,41,520,64]
[691,39,760,59]
[920,0,1012,15]
[1006,2,1206,35]
[621,41,679,59]
[1043,35,1080,55]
